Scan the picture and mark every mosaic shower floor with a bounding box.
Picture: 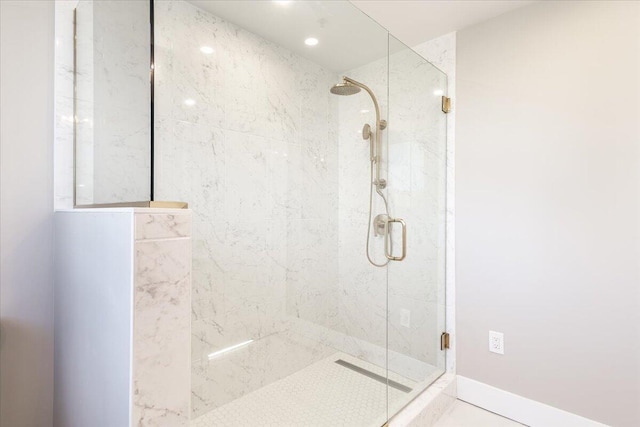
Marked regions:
[190,353,417,427]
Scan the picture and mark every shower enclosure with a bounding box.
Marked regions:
[154,1,448,425]
[72,0,448,424]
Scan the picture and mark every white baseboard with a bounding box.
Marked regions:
[456,376,609,427]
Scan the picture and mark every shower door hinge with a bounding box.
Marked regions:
[441,96,451,114]
[440,332,450,350]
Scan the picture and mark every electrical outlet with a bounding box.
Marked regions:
[489,331,504,355]
[400,309,411,328]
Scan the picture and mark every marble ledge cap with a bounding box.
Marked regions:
[56,201,191,214]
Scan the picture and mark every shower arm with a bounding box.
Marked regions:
[343,77,386,188]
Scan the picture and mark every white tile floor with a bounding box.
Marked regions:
[434,400,525,427]
[192,352,425,427]
[193,352,519,427]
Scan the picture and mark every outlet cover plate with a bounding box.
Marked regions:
[489,330,504,355]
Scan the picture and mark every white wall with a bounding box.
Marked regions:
[54,211,133,427]
[0,1,55,426]
[456,1,640,426]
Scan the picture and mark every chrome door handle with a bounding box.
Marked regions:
[385,217,406,261]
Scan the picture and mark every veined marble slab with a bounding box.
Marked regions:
[132,210,192,427]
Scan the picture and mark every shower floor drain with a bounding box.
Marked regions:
[334,359,412,393]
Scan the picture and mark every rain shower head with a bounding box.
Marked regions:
[330,82,361,96]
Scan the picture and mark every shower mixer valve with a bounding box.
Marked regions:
[373,214,389,237]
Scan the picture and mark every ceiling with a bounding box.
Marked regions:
[186,1,535,72]
[188,1,391,72]
[351,0,536,47]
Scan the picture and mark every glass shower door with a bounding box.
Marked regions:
[385,34,448,418]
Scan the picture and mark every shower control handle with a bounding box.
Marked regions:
[385,218,406,261]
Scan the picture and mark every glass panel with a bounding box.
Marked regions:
[154,0,394,424]
[386,34,448,417]
[74,0,151,205]
[387,36,447,414]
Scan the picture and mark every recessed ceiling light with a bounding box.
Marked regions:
[184,99,196,106]
[305,37,319,46]
[200,46,214,54]
[433,89,444,96]
[360,109,370,114]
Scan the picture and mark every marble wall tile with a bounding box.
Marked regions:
[155,120,226,225]
[286,219,339,326]
[135,212,192,240]
[135,239,191,287]
[191,316,225,362]
[300,141,338,221]
[93,1,149,114]
[267,139,301,220]
[74,0,94,102]
[132,212,192,427]
[91,0,151,203]
[132,276,190,426]
[92,105,150,203]
[223,131,268,222]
